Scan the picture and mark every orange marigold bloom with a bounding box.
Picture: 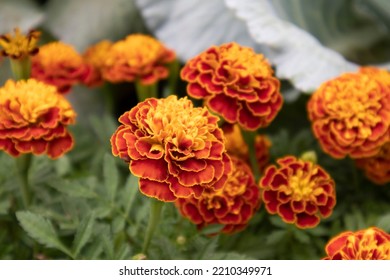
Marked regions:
[176,156,261,234]
[110,95,232,202]
[181,42,283,131]
[101,34,176,85]
[222,123,271,173]
[355,142,390,185]
[82,40,112,87]
[324,227,390,260]
[260,156,336,228]
[0,28,40,59]
[0,79,76,159]
[31,42,91,94]
[308,67,390,159]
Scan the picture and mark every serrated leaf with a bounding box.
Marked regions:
[16,211,72,257]
[48,179,97,198]
[266,230,287,245]
[54,155,72,177]
[376,213,390,232]
[103,153,119,203]
[72,213,96,258]
[121,174,139,215]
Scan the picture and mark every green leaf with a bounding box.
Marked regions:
[72,213,96,258]
[16,211,73,258]
[0,199,10,215]
[376,213,390,232]
[48,179,98,198]
[103,153,119,203]
[121,174,139,215]
[265,230,287,245]
[54,155,72,177]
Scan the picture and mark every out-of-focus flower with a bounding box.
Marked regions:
[355,142,390,185]
[181,42,283,131]
[0,28,40,59]
[260,155,336,228]
[308,67,390,159]
[110,95,232,202]
[176,156,261,234]
[222,123,271,173]
[324,227,390,260]
[82,40,112,87]
[0,79,76,159]
[101,34,176,85]
[31,42,90,93]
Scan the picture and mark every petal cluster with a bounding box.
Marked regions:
[0,28,40,59]
[101,34,176,85]
[355,142,390,185]
[0,79,76,158]
[324,227,390,260]
[110,95,232,202]
[31,42,90,93]
[260,156,336,228]
[181,42,283,131]
[176,156,261,234]
[308,67,390,159]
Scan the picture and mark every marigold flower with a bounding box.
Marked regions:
[260,156,336,228]
[324,227,390,260]
[222,123,271,173]
[101,34,176,85]
[110,95,232,202]
[308,67,390,159]
[31,42,90,93]
[0,79,76,159]
[181,42,283,131]
[355,142,390,185]
[0,28,40,59]
[176,156,261,234]
[82,40,112,87]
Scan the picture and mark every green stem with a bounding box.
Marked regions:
[242,130,260,181]
[167,59,180,95]
[142,199,164,254]
[14,154,32,208]
[10,58,31,80]
[135,80,158,101]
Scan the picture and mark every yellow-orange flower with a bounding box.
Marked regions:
[308,67,390,159]
[82,40,113,87]
[260,156,336,228]
[355,142,390,185]
[0,79,76,159]
[0,28,40,59]
[324,227,390,260]
[110,95,232,202]
[101,34,176,85]
[31,42,91,93]
[181,42,283,131]
[176,156,261,234]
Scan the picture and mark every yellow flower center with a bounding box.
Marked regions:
[0,79,76,123]
[0,28,40,59]
[36,42,84,68]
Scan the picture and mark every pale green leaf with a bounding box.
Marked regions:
[376,213,390,232]
[72,213,96,258]
[103,153,119,203]
[48,179,98,198]
[121,174,139,215]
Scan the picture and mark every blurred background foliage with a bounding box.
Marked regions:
[0,0,389,260]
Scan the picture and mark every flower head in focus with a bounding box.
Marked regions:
[181,42,283,131]
[31,42,90,93]
[308,67,390,159]
[110,95,232,202]
[101,34,176,85]
[0,79,76,159]
[176,156,261,234]
[355,142,390,185]
[0,28,40,59]
[82,40,112,87]
[260,155,336,228]
[324,227,390,260]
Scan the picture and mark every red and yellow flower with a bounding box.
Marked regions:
[324,227,390,260]
[0,28,40,59]
[101,34,176,85]
[260,156,336,228]
[181,42,283,131]
[355,142,390,185]
[31,42,90,93]
[0,79,76,159]
[308,67,390,159]
[176,156,261,234]
[82,40,112,87]
[110,95,232,202]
